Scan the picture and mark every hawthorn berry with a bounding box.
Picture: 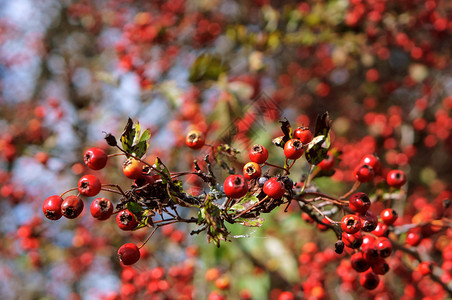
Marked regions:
[283,139,304,160]
[123,158,144,179]
[363,244,380,264]
[243,162,261,180]
[185,130,205,150]
[341,214,361,234]
[317,152,335,171]
[42,195,64,220]
[263,177,285,199]
[362,234,376,249]
[84,147,108,170]
[249,144,268,164]
[360,211,378,232]
[90,197,113,220]
[223,175,248,199]
[360,154,381,173]
[354,164,375,183]
[349,192,371,214]
[371,258,389,275]
[342,231,363,249]
[118,243,140,265]
[61,195,84,219]
[293,127,313,144]
[373,223,389,237]
[351,252,370,272]
[380,208,398,225]
[278,291,295,300]
[360,271,380,290]
[375,237,393,258]
[386,170,407,188]
[417,261,432,276]
[406,228,422,246]
[78,174,101,197]
[116,209,138,231]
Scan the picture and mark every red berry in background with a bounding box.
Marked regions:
[386,170,407,188]
[342,231,363,249]
[373,223,389,237]
[278,291,295,300]
[243,162,261,180]
[84,147,108,170]
[116,209,138,231]
[371,258,390,275]
[417,261,432,276]
[90,197,113,220]
[123,158,144,179]
[351,252,370,272]
[214,275,230,290]
[349,192,371,214]
[360,271,380,290]
[360,154,381,173]
[78,174,101,197]
[223,175,248,199]
[376,237,393,258]
[354,164,375,183]
[61,195,84,219]
[283,139,304,160]
[263,177,285,199]
[208,292,226,300]
[317,217,331,231]
[185,130,205,149]
[293,127,313,144]
[118,243,140,265]
[249,144,268,164]
[380,208,398,225]
[341,214,361,234]
[406,228,422,246]
[42,195,64,220]
[317,152,335,171]
[360,211,378,232]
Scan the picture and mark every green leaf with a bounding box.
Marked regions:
[188,53,229,83]
[154,157,171,184]
[133,122,141,144]
[126,202,143,215]
[235,217,264,227]
[121,118,135,154]
[305,133,331,165]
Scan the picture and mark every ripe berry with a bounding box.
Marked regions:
[118,243,140,265]
[317,217,331,231]
[90,197,113,220]
[351,252,370,272]
[360,154,381,173]
[342,231,363,249]
[123,158,144,179]
[243,162,261,180]
[84,147,108,170]
[223,175,248,199]
[380,208,398,225]
[293,127,313,144]
[363,245,380,264]
[61,195,84,219]
[362,235,376,249]
[386,170,406,188]
[283,139,304,160]
[360,211,378,232]
[341,214,361,234]
[278,291,295,300]
[249,144,268,164]
[373,223,389,237]
[185,130,205,150]
[375,237,393,258]
[354,164,375,183]
[42,195,63,220]
[116,209,138,231]
[406,228,422,246]
[349,192,371,214]
[317,152,335,171]
[372,258,390,275]
[360,271,380,290]
[417,261,432,276]
[78,175,101,197]
[263,177,285,199]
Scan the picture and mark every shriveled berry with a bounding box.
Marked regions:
[249,144,268,164]
[118,243,140,265]
[386,170,406,188]
[61,195,84,219]
[84,147,108,170]
[243,162,262,180]
[263,177,285,199]
[42,195,63,220]
[116,209,138,231]
[223,175,248,199]
[90,197,113,220]
[78,175,101,197]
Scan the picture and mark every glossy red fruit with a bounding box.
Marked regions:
[263,177,285,199]
[123,158,144,179]
[406,228,422,246]
[249,144,268,164]
[223,175,248,199]
[341,214,361,234]
[42,195,63,220]
[417,261,432,276]
[361,154,381,173]
[375,237,393,258]
[116,209,138,231]
[317,217,331,231]
[243,162,262,180]
[362,235,376,249]
[363,244,380,263]
[118,243,140,265]
[185,130,205,150]
[84,147,108,170]
[386,170,406,188]
[342,231,363,249]
[293,127,313,144]
[283,139,304,160]
[351,252,370,273]
[373,223,389,237]
[360,211,378,232]
[278,291,295,300]
[360,271,380,290]
[61,195,84,219]
[78,175,101,197]
[90,197,113,220]
[371,258,389,275]
[317,152,335,171]
[349,192,371,214]
[354,164,375,183]
[380,208,398,225]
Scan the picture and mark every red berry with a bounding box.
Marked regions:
[84,147,108,170]
[118,243,140,265]
[263,177,285,199]
[341,214,361,234]
[349,192,371,214]
[417,261,432,276]
[243,162,262,180]
[373,223,389,237]
[223,175,248,199]
[293,127,313,144]
[249,144,268,164]
[360,211,378,232]
[78,175,101,197]
[278,291,295,300]
[360,271,380,290]
[406,228,422,246]
[363,244,380,263]
[185,130,205,149]
[351,252,370,273]
[371,258,389,275]
[362,234,376,249]
[116,209,138,231]
[123,158,144,179]
[380,208,398,225]
[42,195,63,220]
[283,139,304,160]
[386,170,406,188]
[354,164,375,183]
[342,231,363,249]
[317,152,335,171]
[375,237,393,258]
[90,197,113,220]
[61,195,84,219]
[317,217,331,231]
[360,154,381,173]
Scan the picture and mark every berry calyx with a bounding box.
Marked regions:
[380,208,398,225]
[116,209,138,231]
[123,158,145,179]
[263,177,285,199]
[61,195,84,219]
[354,164,375,183]
[118,243,140,265]
[90,197,113,220]
[341,214,361,234]
[185,130,205,150]
[283,139,304,160]
[349,192,371,214]
[386,170,407,188]
[243,162,261,180]
[84,147,108,170]
[293,127,313,144]
[78,175,102,197]
[223,175,248,199]
[249,144,268,164]
[42,195,63,220]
